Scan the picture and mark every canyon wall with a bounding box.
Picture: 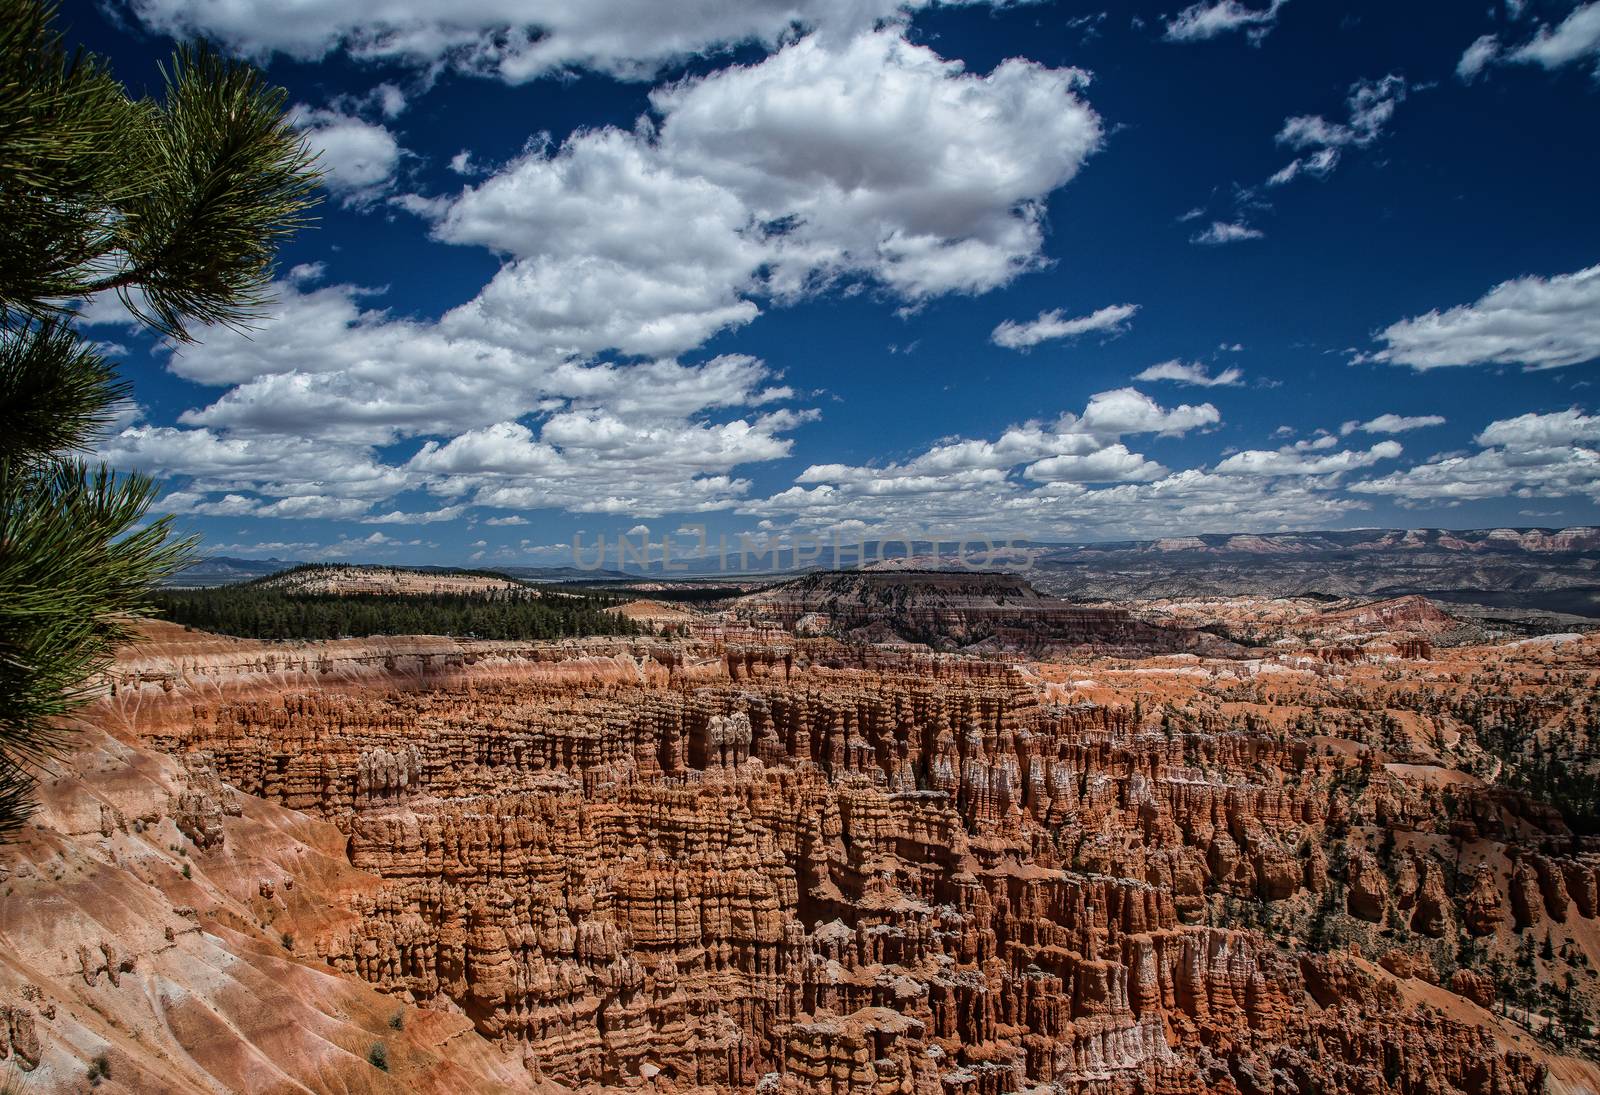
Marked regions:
[50,622,1595,1093]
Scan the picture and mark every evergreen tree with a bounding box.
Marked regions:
[150,586,640,642]
[0,0,318,834]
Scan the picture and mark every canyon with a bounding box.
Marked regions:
[2,574,1598,1093]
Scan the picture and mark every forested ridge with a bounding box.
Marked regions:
[246,562,529,587]
[152,586,638,640]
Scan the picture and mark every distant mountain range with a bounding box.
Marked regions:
[162,556,297,587]
[1020,528,1600,617]
[1038,527,1600,556]
[164,528,1600,618]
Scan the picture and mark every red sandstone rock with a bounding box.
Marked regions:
[1450,968,1495,1008]
[1462,864,1503,937]
[1510,860,1543,930]
[1565,858,1599,918]
[1410,858,1451,938]
[1345,852,1388,923]
[6,617,1588,1094]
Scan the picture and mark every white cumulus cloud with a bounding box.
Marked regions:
[1352,405,1600,503]
[1268,75,1405,186]
[1475,408,1600,449]
[426,27,1104,356]
[1215,440,1402,477]
[1134,360,1243,387]
[1507,2,1600,70]
[1368,263,1600,370]
[1341,414,1446,435]
[1023,444,1167,483]
[1164,0,1289,43]
[991,303,1137,350]
[126,0,1025,82]
[1453,4,1600,83]
[290,107,403,207]
[1457,34,1501,81]
[1192,221,1263,245]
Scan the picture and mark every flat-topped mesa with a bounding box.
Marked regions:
[733,570,1226,654]
[248,562,531,596]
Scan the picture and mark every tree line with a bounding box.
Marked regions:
[152,587,641,641]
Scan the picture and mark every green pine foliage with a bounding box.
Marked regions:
[1467,689,1600,836]
[0,0,319,835]
[0,319,124,464]
[1,1,318,335]
[1,464,189,741]
[151,587,640,642]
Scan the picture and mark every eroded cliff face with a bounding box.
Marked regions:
[0,719,552,1094]
[51,621,1600,1094]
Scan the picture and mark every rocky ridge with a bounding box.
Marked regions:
[732,570,1228,655]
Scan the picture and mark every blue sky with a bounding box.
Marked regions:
[65,0,1600,566]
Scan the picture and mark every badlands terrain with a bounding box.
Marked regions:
[2,568,1599,1093]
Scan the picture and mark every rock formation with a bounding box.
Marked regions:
[9,613,1600,1092]
[732,570,1229,654]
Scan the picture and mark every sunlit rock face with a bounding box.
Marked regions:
[61,613,1600,1095]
